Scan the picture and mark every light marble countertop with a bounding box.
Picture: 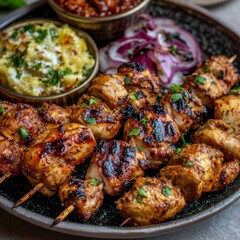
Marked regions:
[0,0,239,239]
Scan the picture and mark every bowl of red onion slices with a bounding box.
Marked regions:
[99,14,202,87]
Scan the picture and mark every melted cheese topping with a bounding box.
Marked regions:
[0,23,95,96]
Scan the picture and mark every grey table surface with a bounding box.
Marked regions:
[0,0,240,239]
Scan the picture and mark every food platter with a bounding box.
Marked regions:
[0,0,239,238]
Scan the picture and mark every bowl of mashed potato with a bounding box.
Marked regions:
[0,19,99,106]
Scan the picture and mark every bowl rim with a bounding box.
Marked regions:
[0,18,99,101]
[48,0,152,23]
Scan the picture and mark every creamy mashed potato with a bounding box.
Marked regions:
[0,23,95,96]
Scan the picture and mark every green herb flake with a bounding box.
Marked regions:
[169,45,178,56]
[162,185,172,196]
[85,118,96,124]
[158,93,163,98]
[170,84,184,93]
[129,92,139,100]
[136,196,142,204]
[127,49,133,55]
[34,29,48,43]
[171,93,182,102]
[175,148,181,155]
[204,66,210,73]
[194,76,206,85]
[18,127,29,140]
[46,69,59,86]
[88,99,97,105]
[124,76,131,85]
[82,65,92,75]
[90,178,99,186]
[50,28,58,40]
[23,24,35,34]
[157,69,163,76]
[183,160,194,167]
[137,146,143,152]
[0,106,5,115]
[128,128,140,137]
[30,63,42,73]
[228,87,240,95]
[138,187,148,198]
[11,52,25,68]
[10,30,18,39]
[211,81,217,85]
[36,107,42,112]
[180,134,187,147]
[16,69,22,79]
[79,103,87,107]
[140,117,149,126]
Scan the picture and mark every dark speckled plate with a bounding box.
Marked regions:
[0,0,239,238]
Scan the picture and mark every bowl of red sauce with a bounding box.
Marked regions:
[48,0,151,40]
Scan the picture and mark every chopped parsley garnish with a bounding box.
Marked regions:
[82,65,92,75]
[158,93,163,98]
[204,66,210,73]
[18,127,29,140]
[128,128,140,137]
[170,84,184,93]
[175,148,181,155]
[85,117,96,124]
[140,117,149,126]
[16,69,22,79]
[79,103,87,107]
[162,185,172,196]
[211,81,217,85]
[0,106,4,115]
[30,63,42,73]
[11,52,25,68]
[137,146,143,152]
[138,187,148,198]
[129,92,139,100]
[124,76,131,85]
[10,30,18,39]
[50,28,58,40]
[228,87,240,94]
[157,69,163,76]
[183,160,194,167]
[194,76,206,85]
[180,134,187,147]
[88,99,97,105]
[46,69,59,86]
[169,45,178,56]
[34,29,48,43]
[23,24,35,34]
[90,178,99,186]
[171,93,182,102]
[127,49,133,55]
[59,68,72,78]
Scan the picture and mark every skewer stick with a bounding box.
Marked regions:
[229,55,237,63]
[12,182,44,209]
[0,173,12,184]
[51,204,75,227]
[119,217,132,227]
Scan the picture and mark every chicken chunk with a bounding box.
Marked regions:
[118,62,161,108]
[88,74,128,108]
[0,103,45,145]
[183,56,239,108]
[160,144,224,201]
[209,159,239,192]
[70,94,122,140]
[85,140,151,195]
[0,135,25,176]
[38,103,71,125]
[193,119,240,160]
[123,105,180,167]
[59,177,104,221]
[160,85,207,133]
[21,123,96,196]
[116,177,186,226]
[0,101,16,123]
[215,95,240,138]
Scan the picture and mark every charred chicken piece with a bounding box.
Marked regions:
[183,56,239,108]
[85,140,151,195]
[160,144,224,202]
[215,95,240,138]
[70,94,122,140]
[21,123,96,196]
[209,159,239,192]
[160,85,207,133]
[118,62,162,108]
[0,103,45,145]
[123,105,180,167]
[193,119,240,160]
[0,101,16,123]
[116,177,186,226]
[38,103,71,125]
[88,74,128,108]
[0,135,25,176]
[59,177,104,221]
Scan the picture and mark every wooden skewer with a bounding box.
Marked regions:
[119,217,132,227]
[0,173,12,184]
[51,204,75,227]
[229,55,237,63]
[12,182,44,209]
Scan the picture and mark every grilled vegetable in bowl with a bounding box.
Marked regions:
[0,19,99,106]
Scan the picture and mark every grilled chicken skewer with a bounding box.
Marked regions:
[85,140,151,195]
[123,105,180,167]
[53,177,104,226]
[14,123,96,207]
